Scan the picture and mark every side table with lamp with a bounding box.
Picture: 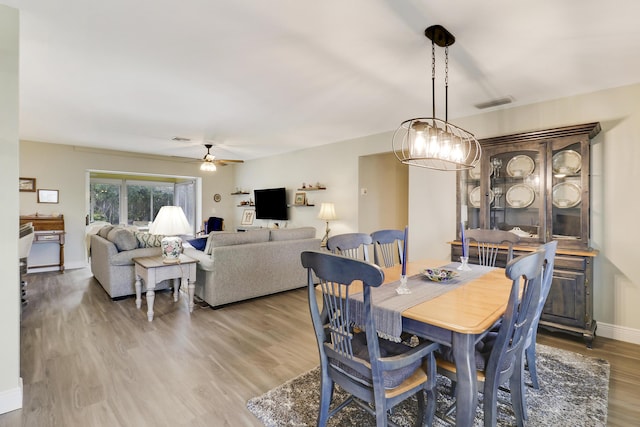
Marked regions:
[133,206,197,321]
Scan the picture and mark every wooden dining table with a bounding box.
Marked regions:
[377,259,513,427]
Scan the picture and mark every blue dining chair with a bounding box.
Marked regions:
[436,249,546,427]
[465,228,520,267]
[327,232,372,262]
[301,250,440,427]
[370,229,405,268]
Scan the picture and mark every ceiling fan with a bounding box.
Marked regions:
[200,144,244,171]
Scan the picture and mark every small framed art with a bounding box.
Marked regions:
[38,189,59,204]
[19,177,36,192]
[294,192,306,206]
[241,209,255,226]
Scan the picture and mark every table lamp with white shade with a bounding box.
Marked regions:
[318,202,337,247]
[149,206,192,263]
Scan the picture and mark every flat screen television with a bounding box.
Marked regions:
[254,187,288,220]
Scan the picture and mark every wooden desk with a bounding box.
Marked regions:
[133,254,198,322]
[383,260,512,427]
[19,215,65,271]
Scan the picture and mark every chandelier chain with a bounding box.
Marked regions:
[445,45,449,121]
[431,41,436,119]
[431,41,436,80]
[445,46,449,87]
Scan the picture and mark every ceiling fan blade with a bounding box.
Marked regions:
[214,159,244,165]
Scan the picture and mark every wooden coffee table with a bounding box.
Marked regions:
[133,254,198,321]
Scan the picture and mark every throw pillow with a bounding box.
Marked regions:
[187,237,208,251]
[97,225,114,239]
[107,228,138,252]
[135,231,164,248]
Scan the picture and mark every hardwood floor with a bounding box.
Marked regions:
[1,267,638,426]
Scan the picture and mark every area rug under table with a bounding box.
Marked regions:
[247,344,609,426]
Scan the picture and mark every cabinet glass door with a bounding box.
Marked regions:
[551,141,585,242]
[486,145,544,241]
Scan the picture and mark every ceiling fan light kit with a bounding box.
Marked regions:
[393,25,481,171]
[200,161,217,172]
[200,144,217,171]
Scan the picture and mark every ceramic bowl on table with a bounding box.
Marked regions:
[422,268,458,282]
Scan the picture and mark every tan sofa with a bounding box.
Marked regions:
[183,227,321,308]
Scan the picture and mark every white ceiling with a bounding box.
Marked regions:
[4,0,640,162]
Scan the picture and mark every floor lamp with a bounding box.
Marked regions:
[318,203,337,247]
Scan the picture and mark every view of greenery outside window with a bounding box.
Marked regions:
[90,177,193,231]
[90,181,121,224]
[126,182,174,227]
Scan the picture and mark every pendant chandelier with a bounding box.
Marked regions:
[393,25,481,171]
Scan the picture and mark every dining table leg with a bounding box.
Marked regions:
[452,332,477,427]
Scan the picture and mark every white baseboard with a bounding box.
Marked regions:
[0,378,22,415]
[597,322,640,345]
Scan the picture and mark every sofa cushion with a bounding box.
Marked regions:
[107,228,138,252]
[97,225,114,239]
[209,229,270,251]
[270,227,316,241]
[187,237,208,251]
[135,231,164,248]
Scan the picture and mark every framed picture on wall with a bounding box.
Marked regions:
[19,177,36,192]
[37,189,59,204]
[294,192,306,206]
[241,209,255,226]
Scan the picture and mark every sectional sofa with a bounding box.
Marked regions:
[90,225,321,306]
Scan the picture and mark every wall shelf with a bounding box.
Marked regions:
[230,191,250,195]
[297,186,326,191]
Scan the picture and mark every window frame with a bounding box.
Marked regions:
[88,172,200,235]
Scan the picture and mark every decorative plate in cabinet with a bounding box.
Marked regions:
[506,184,535,208]
[469,186,494,208]
[506,155,535,177]
[552,150,582,175]
[552,182,581,208]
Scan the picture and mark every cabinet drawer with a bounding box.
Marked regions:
[35,233,62,243]
[554,255,586,271]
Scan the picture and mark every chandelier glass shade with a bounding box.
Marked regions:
[393,25,481,171]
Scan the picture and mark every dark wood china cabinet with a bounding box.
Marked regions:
[451,122,601,346]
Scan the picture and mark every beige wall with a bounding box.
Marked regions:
[235,132,394,237]
[0,5,21,414]
[237,83,640,343]
[19,142,238,270]
[358,152,408,234]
